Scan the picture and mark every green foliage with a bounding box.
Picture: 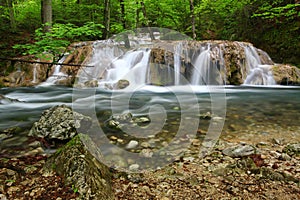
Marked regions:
[13,22,104,61]
[71,184,79,193]
[14,0,41,30]
[253,3,300,20]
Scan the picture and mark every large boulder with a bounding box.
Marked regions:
[271,64,300,85]
[28,105,92,141]
[44,134,114,200]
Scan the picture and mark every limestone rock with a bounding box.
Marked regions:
[223,144,256,158]
[28,105,92,141]
[44,134,114,200]
[271,64,300,85]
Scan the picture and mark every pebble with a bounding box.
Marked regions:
[117,138,124,143]
[0,194,7,200]
[222,144,256,157]
[24,147,44,156]
[279,153,291,161]
[270,150,281,158]
[126,140,139,149]
[140,142,151,148]
[129,164,140,171]
[140,149,153,158]
[28,141,41,148]
[110,136,118,140]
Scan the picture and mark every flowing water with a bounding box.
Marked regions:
[0,85,299,141]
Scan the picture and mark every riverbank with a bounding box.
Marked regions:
[0,126,299,199]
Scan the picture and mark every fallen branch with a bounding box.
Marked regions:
[0,57,94,67]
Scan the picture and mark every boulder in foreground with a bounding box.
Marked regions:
[44,134,114,200]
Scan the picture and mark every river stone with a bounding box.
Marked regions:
[283,143,300,156]
[115,79,130,89]
[222,144,256,158]
[28,105,92,141]
[106,112,133,129]
[44,134,114,200]
[84,79,98,87]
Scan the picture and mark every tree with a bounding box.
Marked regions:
[7,0,16,31]
[189,0,196,39]
[140,0,155,40]
[41,0,52,32]
[103,0,111,39]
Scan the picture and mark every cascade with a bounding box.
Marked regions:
[78,40,124,85]
[100,48,151,89]
[43,56,68,85]
[32,62,38,83]
[189,44,226,85]
[243,45,276,85]
[75,39,277,89]
[174,43,182,85]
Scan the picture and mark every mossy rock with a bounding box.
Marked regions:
[44,134,114,200]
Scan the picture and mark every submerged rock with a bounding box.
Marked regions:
[106,113,151,130]
[116,79,130,89]
[28,105,92,141]
[44,134,114,200]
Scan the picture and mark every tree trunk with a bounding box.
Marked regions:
[6,0,16,31]
[140,0,155,40]
[119,0,126,29]
[41,0,52,32]
[136,0,140,29]
[189,0,196,40]
[103,0,111,39]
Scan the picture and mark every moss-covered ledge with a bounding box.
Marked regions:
[44,133,114,200]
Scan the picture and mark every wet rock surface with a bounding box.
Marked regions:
[28,104,92,141]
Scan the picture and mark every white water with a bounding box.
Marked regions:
[243,45,276,85]
[191,47,211,85]
[41,56,68,85]
[98,48,151,89]
[75,40,277,89]
[174,43,182,85]
[78,40,124,84]
[32,62,38,83]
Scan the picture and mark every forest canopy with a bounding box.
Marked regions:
[0,0,299,66]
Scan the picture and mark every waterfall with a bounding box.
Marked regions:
[77,40,124,85]
[75,39,277,89]
[174,43,182,85]
[43,56,68,85]
[191,47,211,85]
[243,45,276,85]
[190,44,226,85]
[32,62,38,83]
[99,48,151,89]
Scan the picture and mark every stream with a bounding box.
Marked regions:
[1,85,299,144]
